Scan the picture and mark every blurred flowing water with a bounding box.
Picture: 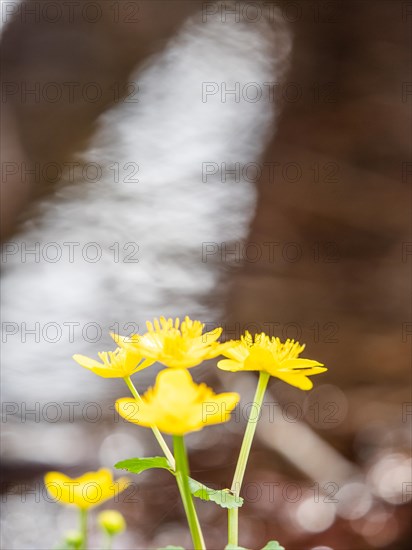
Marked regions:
[1,4,292,548]
[1,3,289,453]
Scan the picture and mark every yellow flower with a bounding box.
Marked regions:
[116,368,239,435]
[218,332,327,390]
[98,510,126,536]
[73,347,153,378]
[44,468,130,510]
[112,316,224,369]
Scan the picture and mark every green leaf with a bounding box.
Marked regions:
[224,546,249,550]
[260,542,285,550]
[114,456,173,475]
[188,478,243,509]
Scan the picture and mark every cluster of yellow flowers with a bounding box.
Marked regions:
[46,316,327,549]
[73,317,325,434]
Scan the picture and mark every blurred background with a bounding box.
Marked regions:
[1,1,411,549]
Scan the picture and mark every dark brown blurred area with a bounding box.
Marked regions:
[224,4,412,545]
[228,0,411,386]
[1,1,411,549]
[226,2,412,547]
[1,0,202,237]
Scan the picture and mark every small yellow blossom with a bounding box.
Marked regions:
[112,316,224,369]
[73,347,153,378]
[218,332,327,390]
[44,469,130,510]
[116,368,239,435]
[98,510,126,536]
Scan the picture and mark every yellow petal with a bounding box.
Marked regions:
[201,327,223,345]
[45,471,73,504]
[274,372,314,390]
[110,332,141,348]
[88,366,123,378]
[116,398,144,424]
[283,358,325,370]
[244,347,277,372]
[133,357,155,373]
[72,354,102,370]
[281,366,327,377]
[217,359,243,371]
[220,342,250,361]
[199,393,239,427]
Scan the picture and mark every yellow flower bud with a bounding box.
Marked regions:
[63,530,82,548]
[97,510,126,536]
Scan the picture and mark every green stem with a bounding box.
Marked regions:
[173,436,206,550]
[123,376,175,469]
[79,508,88,550]
[228,371,270,546]
[228,507,238,547]
[105,534,113,550]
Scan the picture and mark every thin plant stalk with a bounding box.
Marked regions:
[228,371,270,546]
[123,377,205,546]
[173,435,206,550]
[79,508,88,550]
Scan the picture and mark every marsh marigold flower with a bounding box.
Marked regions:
[112,316,224,369]
[218,332,327,390]
[73,347,153,378]
[116,368,239,435]
[44,468,129,510]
